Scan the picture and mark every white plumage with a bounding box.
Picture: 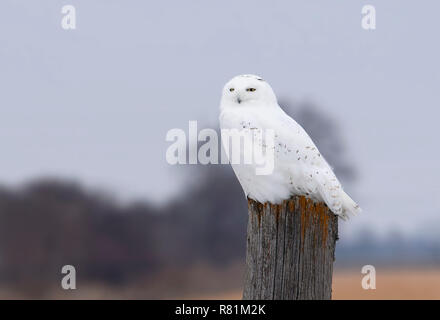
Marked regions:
[219,74,360,219]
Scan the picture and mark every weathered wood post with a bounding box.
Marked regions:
[243,195,338,300]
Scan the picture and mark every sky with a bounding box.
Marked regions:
[0,1,439,239]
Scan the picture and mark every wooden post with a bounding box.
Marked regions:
[242,195,338,300]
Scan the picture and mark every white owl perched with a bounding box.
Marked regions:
[219,74,361,219]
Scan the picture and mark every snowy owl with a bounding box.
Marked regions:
[219,74,361,219]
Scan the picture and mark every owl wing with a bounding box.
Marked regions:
[271,107,359,219]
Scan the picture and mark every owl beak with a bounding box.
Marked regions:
[237,97,242,104]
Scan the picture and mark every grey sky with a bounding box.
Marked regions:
[1,1,439,239]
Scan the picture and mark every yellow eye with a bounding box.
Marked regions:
[246,88,256,92]
[229,88,235,92]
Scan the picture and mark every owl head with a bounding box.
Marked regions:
[220,74,278,108]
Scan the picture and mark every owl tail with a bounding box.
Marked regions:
[340,191,361,219]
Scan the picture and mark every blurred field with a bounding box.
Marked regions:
[1,267,438,299]
[332,268,440,300]
[188,268,440,300]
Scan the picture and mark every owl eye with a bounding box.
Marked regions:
[229,88,235,92]
[246,88,256,92]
